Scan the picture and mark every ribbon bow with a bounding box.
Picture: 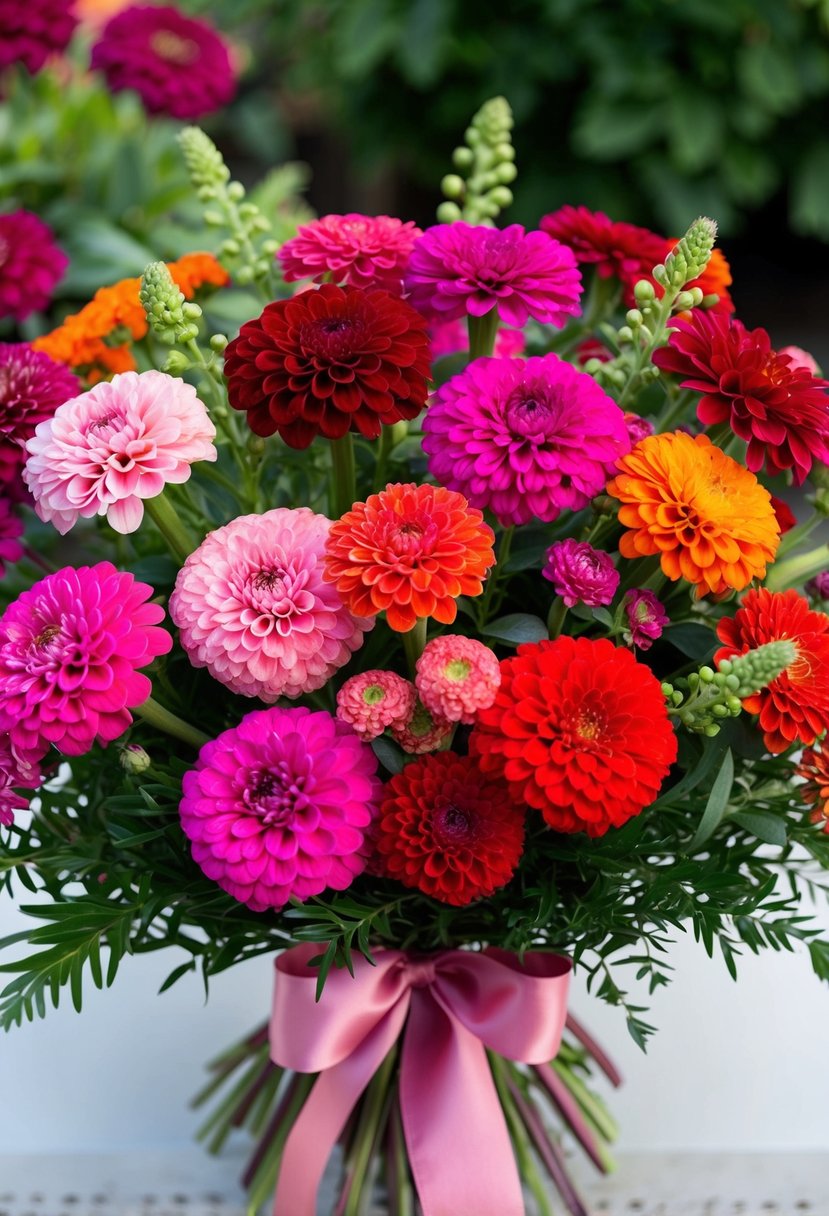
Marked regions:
[270,943,572,1216]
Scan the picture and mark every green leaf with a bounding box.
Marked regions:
[731,810,787,847]
[791,143,829,238]
[574,98,663,160]
[665,623,716,661]
[687,748,734,851]
[371,736,405,775]
[482,613,548,645]
[397,0,451,87]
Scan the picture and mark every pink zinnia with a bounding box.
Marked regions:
[543,539,620,609]
[336,670,416,740]
[0,211,68,322]
[24,369,217,535]
[405,222,582,328]
[0,562,172,758]
[0,498,22,579]
[415,635,500,725]
[623,411,655,447]
[623,590,669,651]
[179,706,382,911]
[170,509,372,702]
[0,0,77,75]
[0,732,42,827]
[0,343,79,497]
[422,354,630,527]
[91,4,235,120]
[391,700,453,754]
[429,317,526,361]
[780,345,821,376]
[279,214,421,294]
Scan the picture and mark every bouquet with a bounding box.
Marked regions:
[3,97,829,1215]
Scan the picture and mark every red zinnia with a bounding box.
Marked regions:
[715,588,829,754]
[539,205,665,304]
[654,311,829,484]
[224,284,431,450]
[374,752,525,906]
[471,636,677,837]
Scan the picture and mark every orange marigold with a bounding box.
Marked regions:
[170,252,230,299]
[795,743,829,832]
[607,431,780,597]
[323,482,496,633]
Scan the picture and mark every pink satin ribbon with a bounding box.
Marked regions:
[269,944,572,1216]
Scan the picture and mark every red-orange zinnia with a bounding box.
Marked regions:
[795,743,829,832]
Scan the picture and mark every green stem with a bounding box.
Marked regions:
[134,697,210,749]
[489,1055,555,1216]
[764,543,829,593]
[330,433,357,518]
[144,491,197,563]
[478,525,514,623]
[402,617,428,678]
[468,307,500,360]
[342,1046,398,1216]
[546,598,568,639]
[777,507,824,559]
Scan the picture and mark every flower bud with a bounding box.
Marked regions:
[178,127,230,190]
[664,216,717,290]
[441,174,465,200]
[634,279,656,303]
[723,639,798,698]
[210,333,228,353]
[140,262,202,346]
[163,350,192,376]
[437,201,462,224]
[120,743,151,774]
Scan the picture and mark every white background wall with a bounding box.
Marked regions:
[2,890,828,1155]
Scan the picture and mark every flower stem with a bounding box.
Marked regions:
[339,1045,398,1216]
[330,433,357,518]
[468,307,500,360]
[402,617,428,678]
[547,598,568,639]
[134,697,209,749]
[144,491,197,564]
[479,525,514,624]
[764,544,829,593]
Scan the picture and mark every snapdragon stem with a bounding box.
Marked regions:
[330,433,357,518]
[144,492,196,564]
[134,697,209,749]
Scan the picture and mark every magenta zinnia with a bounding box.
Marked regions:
[422,354,629,527]
[279,214,421,293]
[0,0,78,75]
[543,540,619,609]
[0,563,172,758]
[179,706,382,911]
[0,211,68,322]
[170,509,372,702]
[0,732,42,828]
[0,343,79,496]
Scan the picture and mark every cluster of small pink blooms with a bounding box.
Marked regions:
[90,4,236,120]
[179,706,382,911]
[0,498,23,579]
[390,700,453,754]
[0,344,79,497]
[335,670,416,740]
[543,539,620,609]
[0,732,42,828]
[0,211,68,322]
[404,222,582,328]
[24,370,217,535]
[780,345,821,375]
[423,354,629,527]
[428,318,525,361]
[623,412,655,447]
[170,509,371,702]
[622,590,669,651]
[806,572,829,602]
[0,562,171,758]
[415,635,500,725]
[0,0,77,76]
[278,214,421,294]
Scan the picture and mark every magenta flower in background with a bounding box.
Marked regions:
[423,354,629,527]
[0,498,23,579]
[170,508,372,702]
[0,562,172,758]
[429,317,525,361]
[0,211,68,322]
[0,732,42,827]
[0,0,77,75]
[405,222,582,327]
[415,634,501,725]
[24,369,217,535]
[543,539,620,609]
[623,589,669,650]
[623,411,655,447]
[179,706,383,911]
[279,214,421,294]
[336,670,417,740]
[806,572,829,601]
[0,343,79,497]
[91,4,235,120]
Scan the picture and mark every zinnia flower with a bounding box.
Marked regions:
[90,3,235,120]
[0,499,23,579]
[780,345,820,375]
[623,589,669,651]
[390,700,453,754]
[542,540,619,609]
[279,214,421,293]
[806,572,829,602]
[0,733,42,827]
[0,210,68,322]
[795,743,829,832]
[0,0,77,75]
[539,205,665,304]
[0,562,172,758]
[24,369,217,535]
[607,432,780,597]
[405,222,582,328]
[179,706,382,911]
[415,635,500,725]
[770,495,796,535]
[429,318,525,361]
[623,412,654,447]
[422,355,629,527]
[0,344,79,495]
[374,752,524,905]
[715,588,829,754]
[170,509,372,702]
[224,284,430,449]
[324,482,496,632]
[336,670,416,740]
[471,637,677,837]
[653,312,829,485]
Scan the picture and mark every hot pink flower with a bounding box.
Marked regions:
[279,214,421,294]
[415,635,500,725]
[0,343,79,497]
[0,211,68,322]
[405,222,582,328]
[623,589,669,651]
[336,670,416,740]
[0,733,42,827]
[543,539,619,609]
[0,562,172,757]
[0,498,23,579]
[179,706,382,911]
[170,509,372,702]
[24,369,217,535]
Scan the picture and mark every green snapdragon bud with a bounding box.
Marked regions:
[178,127,230,193]
[140,262,202,346]
[440,96,517,225]
[655,216,718,291]
[718,639,798,698]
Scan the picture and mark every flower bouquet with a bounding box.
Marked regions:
[3,97,829,1215]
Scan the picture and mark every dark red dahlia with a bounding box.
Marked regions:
[374,752,525,906]
[0,0,77,75]
[539,205,665,303]
[225,284,431,450]
[0,343,79,498]
[654,311,829,484]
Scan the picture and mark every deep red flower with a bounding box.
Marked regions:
[373,752,525,905]
[715,588,829,754]
[0,0,77,76]
[471,636,677,837]
[770,496,796,535]
[539,205,665,303]
[654,311,829,484]
[224,284,431,450]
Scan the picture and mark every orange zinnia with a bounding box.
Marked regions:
[323,482,496,633]
[607,431,779,597]
[795,743,829,831]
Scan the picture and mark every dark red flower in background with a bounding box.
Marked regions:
[0,0,77,75]
[0,343,79,498]
[539,205,665,303]
[0,211,68,323]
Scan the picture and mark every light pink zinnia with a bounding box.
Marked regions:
[429,317,526,361]
[279,214,421,294]
[24,369,217,535]
[170,508,372,702]
[405,222,582,328]
[336,669,417,740]
[415,635,500,725]
[422,354,630,527]
[179,706,382,911]
[0,733,42,827]
[0,562,172,757]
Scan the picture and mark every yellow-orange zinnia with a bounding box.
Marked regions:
[607,431,780,597]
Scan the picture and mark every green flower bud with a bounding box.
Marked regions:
[227,181,246,202]
[221,239,241,257]
[441,174,465,200]
[178,127,230,190]
[626,309,644,327]
[489,186,513,209]
[140,262,202,346]
[437,201,463,224]
[701,293,721,309]
[163,350,192,376]
[617,326,634,343]
[120,744,151,774]
[262,239,280,256]
[495,162,517,184]
[674,291,696,312]
[453,146,475,170]
[663,216,717,290]
[722,639,798,698]
[203,210,224,227]
[247,434,266,457]
[210,334,228,353]
[810,461,829,492]
[634,279,656,303]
